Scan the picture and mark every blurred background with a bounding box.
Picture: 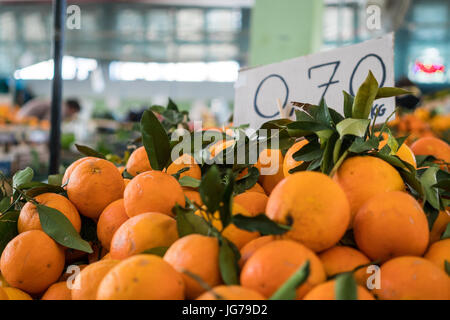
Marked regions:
[0,0,448,178]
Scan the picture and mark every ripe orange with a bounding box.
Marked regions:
[410,136,450,165]
[234,191,268,215]
[3,287,32,300]
[97,254,185,300]
[208,139,235,158]
[67,158,124,219]
[0,287,7,300]
[0,230,65,293]
[283,140,308,177]
[378,139,417,168]
[124,171,185,218]
[166,154,201,180]
[123,178,131,187]
[62,157,95,187]
[424,239,450,271]
[318,246,370,286]
[239,235,275,268]
[196,285,266,300]
[164,234,221,299]
[71,259,119,300]
[354,191,429,262]
[125,146,152,176]
[430,210,450,243]
[183,188,203,206]
[97,199,129,250]
[247,182,265,194]
[333,156,404,224]
[41,282,72,300]
[18,193,81,234]
[373,256,450,300]
[303,280,375,300]
[110,212,178,260]
[266,171,350,252]
[240,240,326,299]
[255,149,285,194]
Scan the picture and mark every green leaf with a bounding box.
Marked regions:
[48,174,63,186]
[80,215,98,243]
[149,105,166,114]
[445,260,450,276]
[171,167,190,180]
[37,204,93,253]
[335,272,357,300]
[352,71,379,119]
[142,246,169,257]
[12,167,34,189]
[74,144,106,159]
[179,176,201,188]
[375,87,411,99]
[269,261,310,300]
[234,167,259,195]
[420,166,440,210]
[173,205,212,238]
[18,182,65,197]
[140,109,171,170]
[218,170,235,229]
[321,133,339,174]
[386,131,399,154]
[167,98,179,111]
[199,166,223,214]
[292,140,323,162]
[0,211,19,255]
[329,108,345,125]
[286,121,331,138]
[0,198,10,213]
[219,238,240,285]
[433,179,450,193]
[441,223,450,240]
[336,118,371,138]
[232,214,291,235]
[343,91,354,118]
[349,136,379,153]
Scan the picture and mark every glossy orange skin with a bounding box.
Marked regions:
[97,255,185,300]
[283,140,309,177]
[164,234,221,299]
[303,280,375,300]
[166,154,201,180]
[67,158,124,219]
[411,136,450,165]
[266,171,350,252]
[318,246,370,286]
[123,171,185,218]
[110,212,178,260]
[373,256,450,300]
[233,191,268,215]
[240,240,326,299]
[0,230,65,294]
[239,236,275,268]
[125,146,152,176]
[255,149,285,194]
[354,191,429,262]
[41,282,72,300]
[18,193,81,234]
[196,285,266,300]
[62,157,95,187]
[333,156,404,225]
[97,199,129,250]
[424,239,450,271]
[71,259,120,300]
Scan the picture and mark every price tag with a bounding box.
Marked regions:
[234,33,395,128]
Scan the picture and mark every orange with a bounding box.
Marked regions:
[125,146,152,176]
[373,256,450,300]
[0,287,7,300]
[71,259,119,300]
[67,158,124,219]
[318,246,370,286]
[239,235,275,268]
[266,171,350,252]
[234,191,268,215]
[333,156,404,224]
[117,166,125,175]
[18,193,81,234]
[410,136,450,165]
[124,171,185,218]
[41,282,72,300]
[255,149,285,194]
[97,254,185,300]
[283,140,309,176]
[164,234,221,299]
[3,287,32,300]
[354,191,429,262]
[0,230,65,293]
[62,157,95,187]
[196,203,259,249]
[166,154,201,180]
[183,189,203,206]
[303,280,375,300]
[197,285,266,300]
[110,212,178,260]
[424,239,450,271]
[208,139,236,158]
[430,210,450,243]
[240,240,326,299]
[123,178,131,187]
[247,182,265,194]
[97,199,129,250]
[378,139,417,168]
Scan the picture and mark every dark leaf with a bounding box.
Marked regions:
[433,179,450,193]
[218,170,235,229]
[349,136,379,153]
[292,140,322,162]
[0,211,19,255]
[171,167,190,180]
[445,260,450,276]
[232,214,291,235]
[167,98,179,111]
[75,144,106,159]
[80,215,98,243]
[269,261,310,300]
[0,198,10,213]
[441,223,450,240]
[149,105,166,114]
[173,205,212,238]
[420,167,440,210]
[335,272,357,300]
[199,166,223,214]
[142,246,169,257]
[343,91,354,118]
[219,238,240,285]
[234,167,259,195]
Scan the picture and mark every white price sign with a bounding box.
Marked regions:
[234,33,395,128]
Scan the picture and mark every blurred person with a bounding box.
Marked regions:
[17,98,81,121]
